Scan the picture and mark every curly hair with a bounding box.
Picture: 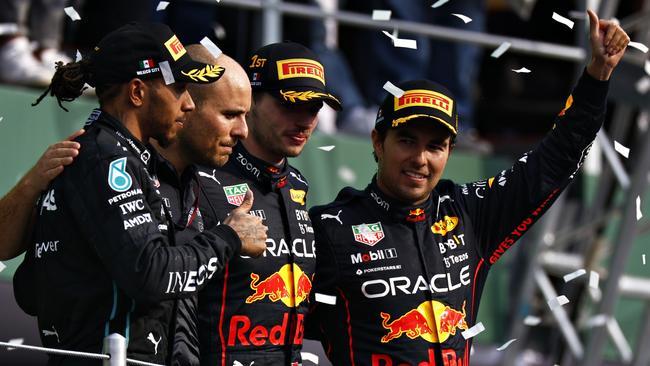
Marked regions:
[32,59,93,111]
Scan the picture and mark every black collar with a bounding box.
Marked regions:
[232,142,290,190]
[365,175,436,224]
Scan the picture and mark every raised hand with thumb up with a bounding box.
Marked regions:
[223,190,268,257]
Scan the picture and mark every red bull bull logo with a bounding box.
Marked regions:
[406,208,426,223]
[380,300,467,344]
[246,263,312,307]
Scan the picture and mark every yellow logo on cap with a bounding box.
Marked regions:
[164,35,186,61]
[394,89,454,117]
[276,58,325,85]
[290,189,306,205]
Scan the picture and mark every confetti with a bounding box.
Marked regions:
[0,261,5,273]
[0,23,19,35]
[637,196,643,221]
[646,60,650,76]
[156,1,170,11]
[547,295,569,310]
[636,77,650,94]
[372,10,392,21]
[642,254,646,265]
[64,7,81,21]
[585,314,608,328]
[452,13,473,24]
[490,42,511,58]
[200,37,222,58]
[568,10,587,20]
[563,268,586,283]
[159,61,175,85]
[461,322,485,339]
[381,30,418,49]
[318,145,335,151]
[0,117,3,124]
[589,271,600,290]
[512,67,531,73]
[523,315,541,326]
[614,140,630,158]
[383,81,404,98]
[301,352,319,364]
[496,338,517,351]
[315,293,336,305]
[552,12,575,29]
[629,42,649,53]
[75,49,82,62]
[337,166,357,183]
[7,338,24,351]
[431,0,449,8]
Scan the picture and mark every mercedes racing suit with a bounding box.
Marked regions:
[13,109,242,365]
[307,71,608,365]
[197,142,315,366]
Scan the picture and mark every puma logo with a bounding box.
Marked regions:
[147,332,161,355]
[321,209,343,225]
[42,326,60,343]
[233,361,255,366]
[290,171,307,185]
[199,169,221,184]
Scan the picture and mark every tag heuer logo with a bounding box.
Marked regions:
[223,183,249,206]
[351,222,385,246]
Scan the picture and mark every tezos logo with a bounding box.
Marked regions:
[108,157,132,192]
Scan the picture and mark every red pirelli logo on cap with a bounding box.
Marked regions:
[394,89,454,117]
[164,35,186,61]
[276,58,325,85]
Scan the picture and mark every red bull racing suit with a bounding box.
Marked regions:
[197,142,315,366]
[13,109,242,365]
[307,71,608,365]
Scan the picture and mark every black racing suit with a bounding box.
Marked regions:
[197,142,315,366]
[306,71,608,366]
[13,109,241,365]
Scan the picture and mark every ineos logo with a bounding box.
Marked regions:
[371,191,389,210]
[236,153,260,178]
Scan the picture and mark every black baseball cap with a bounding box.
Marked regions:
[89,22,224,87]
[247,41,342,110]
[375,80,458,136]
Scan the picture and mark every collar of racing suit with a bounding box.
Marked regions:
[365,175,437,224]
[233,141,290,190]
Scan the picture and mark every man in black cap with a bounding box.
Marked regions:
[13,23,264,365]
[195,41,341,366]
[307,11,629,366]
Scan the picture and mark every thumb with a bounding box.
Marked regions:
[66,129,85,141]
[587,9,600,39]
[237,190,254,212]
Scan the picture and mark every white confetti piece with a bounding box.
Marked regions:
[637,196,643,221]
[383,81,404,98]
[512,67,531,73]
[629,42,649,53]
[315,293,336,305]
[547,295,569,310]
[337,166,356,184]
[301,352,319,364]
[318,145,335,151]
[7,338,24,351]
[64,7,81,21]
[614,140,630,158]
[381,31,418,49]
[431,0,449,8]
[75,49,82,62]
[646,60,650,76]
[552,12,575,29]
[636,76,650,94]
[0,117,3,124]
[0,261,5,272]
[372,10,391,21]
[497,338,517,351]
[563,268,586,282]
[0,23,19,35]
[568,10,587,20]
[642,254,646,265]
[452,13,473,24]
[586,314,608,328]
[523,315,541,326]
[490,42,511,58]
[156,1,170,11]
[200,37,222,59]
[589,271,600,290]
[461,322,485,339]
[159,61,175,85]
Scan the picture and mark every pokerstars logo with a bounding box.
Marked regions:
[394,89,453,116]
[276,58,325,85]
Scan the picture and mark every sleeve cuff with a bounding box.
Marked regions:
[210,224,242,255]
[573,68,610,109]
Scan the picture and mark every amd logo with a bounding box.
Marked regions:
[351,248,397,264]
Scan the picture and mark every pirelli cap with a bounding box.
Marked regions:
[89,22,224,86]
[375,79,458,136]
[247,41,342,110]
